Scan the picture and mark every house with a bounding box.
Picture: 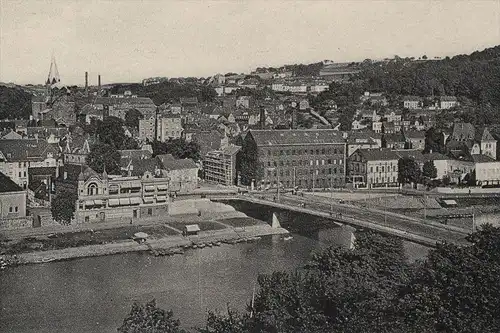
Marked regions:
[63,133,91,165]
[447,123,497,160]
[351,119,368,131]
[404,131,426,150]
[403,96,423,109]
[0,139,60,189]
[0,171,27,220]
[203,145,241,186]
[383,133,406,149]
[236,96,252,109]
[384,111,402,123]
[238,129,346,189]
[94,96,156,120]
[345,131,380,156]
[73,166,169,224]
[139,116,156,142]
[422,152,453,179]
[372,121,383,133]
[348,148,399,188]
[473,154,500,186]
[309,82,329,94]
[439,96,459,109]
[157,115,183,142]
[156,154,199,193]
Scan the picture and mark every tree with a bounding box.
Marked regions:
[236,136,263,186]
[51,190,77,225]
[0,86,32,119]
[118,299,186,333]
[197,308,253,333]
[422,160,437,179]
[96,116,128,149]
[398,157,421,185]
[152,139,201,161]
[87,142,121,174]
[424,127,445,153]
[124,109,143,129]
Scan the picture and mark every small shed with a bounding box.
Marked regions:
[441,199,458,208]
[133,232,149,243]
[183,224,200,236]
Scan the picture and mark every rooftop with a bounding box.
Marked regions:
[0,172,23,193]
[250,129,344,146]
[354,148,400,161]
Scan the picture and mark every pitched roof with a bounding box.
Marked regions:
[346,131,377,145]
[250,129,344,146]
[0,139,58,162]
[0,172,23,193]
[422,152,450,161]
[384,133,406,142]
[472,154,496,163]
[451,122,475,141]
[355,148,400,161]
[394,149,426,163]
[118,149,153,160]
[129,158,163,176]
[94,97,155,106]
[404,130,425,139]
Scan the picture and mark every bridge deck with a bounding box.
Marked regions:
[214,194,470,247]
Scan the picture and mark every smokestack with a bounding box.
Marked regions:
[85,72,88,95]
[98,74,101,91]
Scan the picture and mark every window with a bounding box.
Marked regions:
[382,166,385,172]
[15,207,18,212]
[267,161,271,167]
[316,149,320,155]
[370,167,373,173]
[328,159,332,164]
[9,207,12,213]
[376,166,379,172]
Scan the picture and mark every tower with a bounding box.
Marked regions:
[85,72,88,96]
[46,56,61,89]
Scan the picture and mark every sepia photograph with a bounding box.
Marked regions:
[0,0,500,332]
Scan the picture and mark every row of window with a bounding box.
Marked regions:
[263,178,343,188]
[266,168,344,177]
[8,206,19,213]
[266,159,343,168]
[368,176,397,184]
[370,165,397,173]
[265,147,343,157]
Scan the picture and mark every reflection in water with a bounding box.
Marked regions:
[0,212,430,333]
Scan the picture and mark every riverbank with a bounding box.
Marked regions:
[0,200,289,267]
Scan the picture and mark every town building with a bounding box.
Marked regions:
[0,139,60,189]
[239,129,346,189]
[403,96,423,109]
[157,115,183,142]
[404,131,426,150]
[447,123,497,160]
[203,145,241,186]
[345,131,380,156]
[0,171,27,220]
[473,155,500,186]
[63,133,91,165]
[139,116,156,142]
[94,96,156,120]
[348,148,399,188]
[439,96,459,109]
[319,63,361,82]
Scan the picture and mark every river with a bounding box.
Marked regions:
[0,216,429,333]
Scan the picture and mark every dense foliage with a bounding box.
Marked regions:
[398,157,421,185]
[86,142,121,174]
[118,299,186,333]
[358,46,500,107]
[236,135,263,186]
[121,226,500,332]
[84,117,138,150]
[254,62,324,77]
[109,81,216,105]
[51,189,77,225]
[0,86,32,119]
[422,160,437,179]
[152,138,201,161]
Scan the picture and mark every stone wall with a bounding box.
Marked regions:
[0,216,33,230]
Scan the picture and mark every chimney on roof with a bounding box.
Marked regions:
[85,71,88,96]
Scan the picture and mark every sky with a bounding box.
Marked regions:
[1,0,499,86]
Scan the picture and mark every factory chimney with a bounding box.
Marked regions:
[98,74,101,90]
[84,72,88,96]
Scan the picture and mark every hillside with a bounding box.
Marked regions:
[0,86,32,120]
[357,45,500,107]
[109,81,216,105]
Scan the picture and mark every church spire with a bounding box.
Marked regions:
[46,55,61,87]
